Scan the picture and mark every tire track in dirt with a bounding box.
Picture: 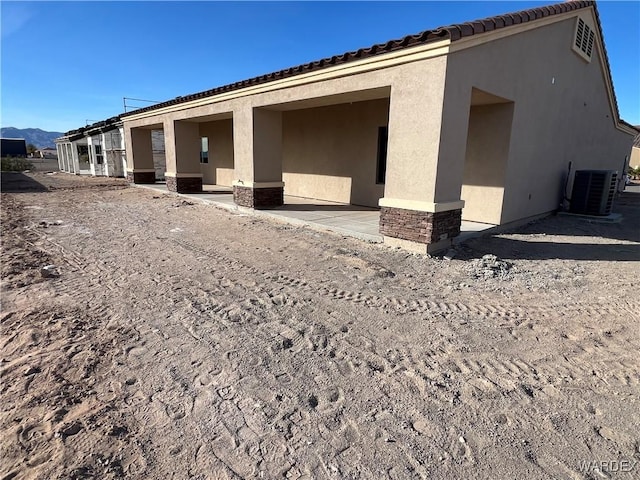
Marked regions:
[25,200,638,330]
[10,188,638,479]
[169,237,638,322]
[57,222,632,476]
[183,265,638,480]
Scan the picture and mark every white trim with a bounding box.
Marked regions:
[232,181,285,189]
[379,197,465,213]
[165,172,203,178]
[126,168,156,173]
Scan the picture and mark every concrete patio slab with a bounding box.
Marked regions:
[131,182,497,247]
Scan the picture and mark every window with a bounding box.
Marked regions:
[573,18,595,62]
[77,145,90,165]
[376,126,388,184]
[95,144,103,164]
[200,137,209,164]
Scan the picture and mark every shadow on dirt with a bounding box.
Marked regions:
[1,172,49,193]
[457,190,640,262]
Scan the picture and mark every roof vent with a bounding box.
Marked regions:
[573,18,595,62]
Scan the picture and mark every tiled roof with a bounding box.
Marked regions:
[633,130,640,148]
[122,1,603,118]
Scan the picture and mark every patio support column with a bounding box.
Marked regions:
[66,143,73,173]
[164,119,203,193]
[124,127,156,184]
[57,144,65,172]
[378,62,463,253]
[60,144,67,172]
[232,106,283,209]
[87,136,96,176]
[65,143,73,173]
[56,144,63,171]
[100,133,110,177]
[70,141,81,175]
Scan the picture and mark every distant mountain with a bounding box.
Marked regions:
[0,127,63,148]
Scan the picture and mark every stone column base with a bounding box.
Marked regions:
[379,207,462,253]
[166,176,203,193]
[233,185,284,209]
[126,171,156,184]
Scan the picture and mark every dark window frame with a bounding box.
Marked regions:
[200,136,209,164]
[376,126,388,185]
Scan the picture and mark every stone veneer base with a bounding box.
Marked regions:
[127,171,156,184]
[379,207,462,247]
[233,185,284,209]
[167,176,203,193]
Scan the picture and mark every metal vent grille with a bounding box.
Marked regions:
[574,18,594,61]
[570,170,617,216]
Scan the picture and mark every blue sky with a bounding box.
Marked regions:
[1,1,638,133]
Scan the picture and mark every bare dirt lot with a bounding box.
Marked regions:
[2,172,639,480]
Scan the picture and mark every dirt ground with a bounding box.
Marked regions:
[1,171,639,480]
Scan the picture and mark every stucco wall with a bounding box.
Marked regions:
[630,146,640,169]
[282,99,388,207]
[122,10,632,220]
[442,11,635,224]
[461,102,514,224]
[199,119,234,186]
[123,51,448,207]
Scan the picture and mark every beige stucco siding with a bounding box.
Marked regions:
[124,53,449,206]
[124,9,633,222]
[164,120,201,175]
[630,146,640,169]
[443,12,634,224]
[199,120,234,186]
[282,99,388,207]
[461,102,514,224]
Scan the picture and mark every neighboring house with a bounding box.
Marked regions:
[630,130,640,169]
[55,129,91,175]
[36,148,58,159]
[71,1,638,253]
[55,117,166,179]
[56,117,126,177]
[1,138,27,157]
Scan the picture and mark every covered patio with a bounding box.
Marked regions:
[133,182,495,247]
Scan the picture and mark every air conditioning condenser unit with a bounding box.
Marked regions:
[570,169,617,216]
